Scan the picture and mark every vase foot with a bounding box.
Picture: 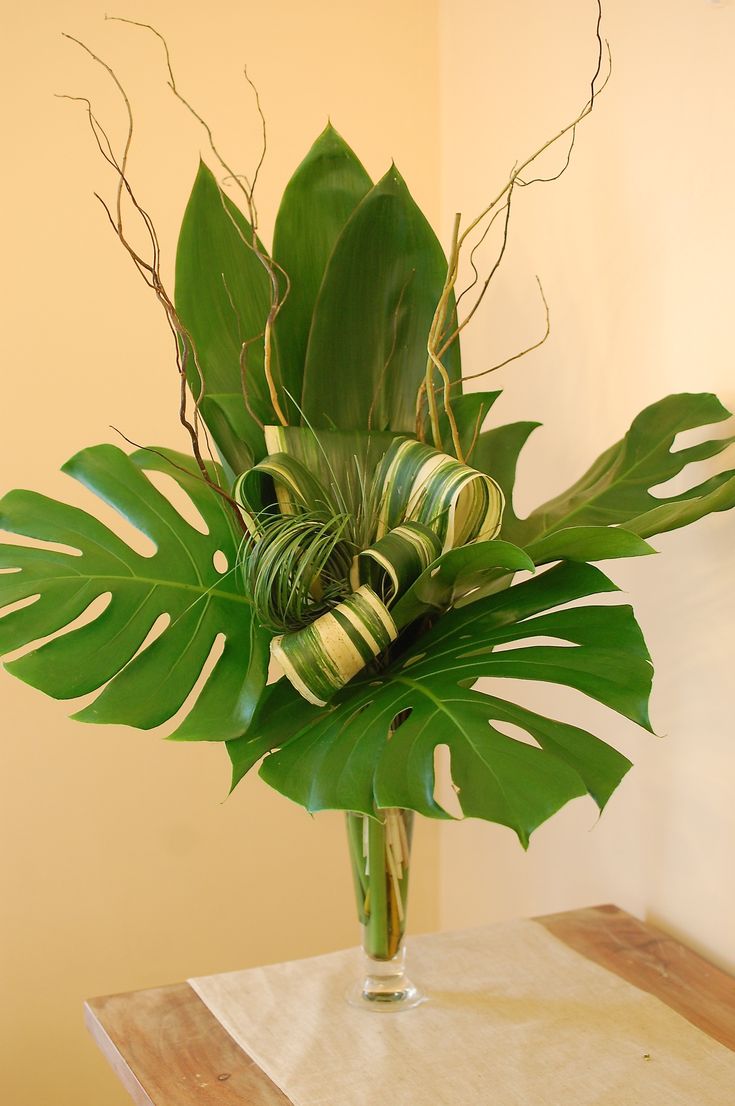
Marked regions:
[346,948,426,1012]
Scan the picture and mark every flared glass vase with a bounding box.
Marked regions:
[345,808,424,1011]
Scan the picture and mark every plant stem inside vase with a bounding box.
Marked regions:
[345,807,424,1011]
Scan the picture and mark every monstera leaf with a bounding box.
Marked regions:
[231,561,648,845]
[471,418,541,540]
[501,393,735,547]
[0,446,269,739]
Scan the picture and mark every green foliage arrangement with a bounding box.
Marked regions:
[2,14,734,861]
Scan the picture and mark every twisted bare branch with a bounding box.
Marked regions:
[422,0,608,454]
[59,36,248,533]
[107,15,291,426]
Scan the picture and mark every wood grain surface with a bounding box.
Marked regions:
[84,982,290,1106]
[537,903,735,1052]
[85,904,735,1106]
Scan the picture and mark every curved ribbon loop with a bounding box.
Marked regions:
[235,432,505,706]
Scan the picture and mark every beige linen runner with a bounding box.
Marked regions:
[189,919,735,1105]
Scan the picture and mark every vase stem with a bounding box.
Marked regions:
[346,808,424,1010]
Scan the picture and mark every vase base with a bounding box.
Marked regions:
[346,952,426,1012]
[346,980,426,1011]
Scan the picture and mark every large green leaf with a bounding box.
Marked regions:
[175,161,281,468]
[391,539,535,628]
[506,393,734,546]
[436,390,504,461]
[242,561,648,845]
[0,446,269,738]
[272,125,372,403]
[300,166,461,432]
[470,418,541,539]
[526,526,655,566]
[624,471,735,538]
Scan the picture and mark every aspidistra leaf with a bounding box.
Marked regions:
[272,124,372,404]
[175,161,281,466]
[301,165,461,432]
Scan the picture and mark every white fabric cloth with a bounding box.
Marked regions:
[189,919,735,1105]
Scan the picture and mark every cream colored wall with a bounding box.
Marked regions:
[0,4,441,1104]
[438,0,735,968]
[4,3,734,1101]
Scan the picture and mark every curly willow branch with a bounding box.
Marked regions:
[106,15,291,427]
[59,35,247,532]
[421,0,609,455]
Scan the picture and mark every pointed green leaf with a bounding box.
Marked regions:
[437,391,502,460]
[470,419,541,538]
[175,161,282,465]
[526,525,656,565]
[301,166,461,432]
[391,539,534,628]
[272,124,372,404]
[0,446,269,738]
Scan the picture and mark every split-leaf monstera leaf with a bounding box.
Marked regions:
[1,124,733,845]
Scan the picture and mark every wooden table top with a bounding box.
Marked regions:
[84,904,735,1106]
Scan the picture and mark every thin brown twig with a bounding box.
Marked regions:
[422,213,464,457]
[454,189,514,315]
[59,37,253,535]
[422,0,608,427]
[109,426,248,525]
[459,275,550,385]
[61,33,132,237]
[220,273,265,430]
[107,15,291,426]
[437,184,515,360]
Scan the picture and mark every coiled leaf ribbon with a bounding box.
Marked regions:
[234,434,504,705]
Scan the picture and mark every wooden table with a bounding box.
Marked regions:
[85,904,735,1106]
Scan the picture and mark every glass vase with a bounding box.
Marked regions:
[345,807,424,1011]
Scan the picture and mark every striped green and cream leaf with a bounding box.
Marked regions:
[239,561,648,844]
[0,445,269,739]
[374,438,504,552]
[236,434,508,707]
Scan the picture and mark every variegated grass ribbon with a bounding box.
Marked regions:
[271,585,397,707]
[375,437,504,551]
[235,431,504,706]
[351,521,442,602]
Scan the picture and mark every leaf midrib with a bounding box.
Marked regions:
[5,571,251,605]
